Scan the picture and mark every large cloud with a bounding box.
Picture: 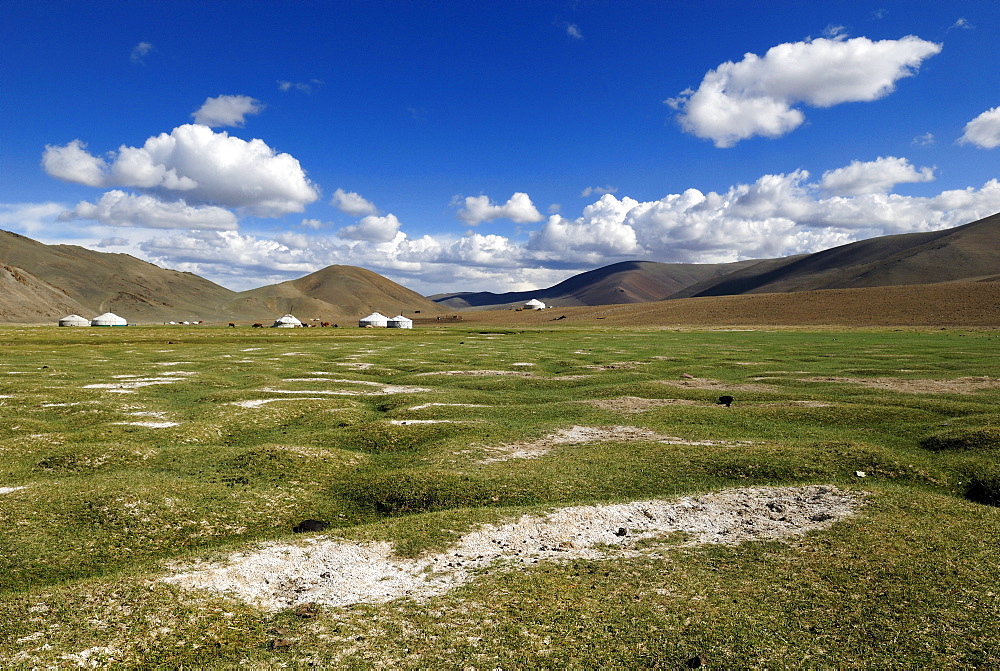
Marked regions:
[959,106,1000,149]
[819,156,935,195]
[670,35,941,147]
[192,95,264,128]
[58,190,238,230]
[42,124,319,216]
[455,192,544,225]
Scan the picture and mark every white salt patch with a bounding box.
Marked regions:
[511,362,536,367]
[229,398,331,408]
[478,425,749,464]
[0,486,28,495]
[282,352,307,356]
[159,371,197,377]
[116,421,180,428]
[241,348,263,352]
[389,419,461,425]
[129,411,168,418]
[0,394,12,399]
[163,485,862,612]
[409,403,489,411]
[84,377,187,389]
[155,361,193,366]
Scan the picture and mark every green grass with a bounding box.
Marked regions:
[1,324,999,666]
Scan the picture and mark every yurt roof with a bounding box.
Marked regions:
[524,298,545,306]
[274,314,301,324]
[59,314,90,325]
[389,315,412,322]
[91,312,127,324]
[360,312,388,321]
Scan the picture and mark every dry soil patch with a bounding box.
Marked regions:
[162,485,862,612]
[806,376,1000,394]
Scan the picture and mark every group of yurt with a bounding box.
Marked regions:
[273,312,413,329]
[58,312,128,327]
[58,312,415,328]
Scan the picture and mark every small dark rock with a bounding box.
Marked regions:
[293,519,329,533]
[686,654,706,668]
[716,395,734,407]
[614,527,627,537]
[268,638,294,650]
[293,602,320,618]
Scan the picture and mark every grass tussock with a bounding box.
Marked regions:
[1,324,999,666]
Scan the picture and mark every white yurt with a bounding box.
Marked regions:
[359,312,388,328]
[58,314,90,327]
[272,314,302,328]
[387,315,413,329]
[524,298,546,310]
[91,312,128,327]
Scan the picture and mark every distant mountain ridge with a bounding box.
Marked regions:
[1,210,998,323]
[0,231,441,323]
[433,211,1000,309]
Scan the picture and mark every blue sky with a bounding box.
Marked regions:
[2,1,998,294]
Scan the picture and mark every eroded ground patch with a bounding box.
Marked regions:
[161,485,863,613]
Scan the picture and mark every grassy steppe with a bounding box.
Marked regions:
[1,324,999,667]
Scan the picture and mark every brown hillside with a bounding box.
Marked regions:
[0,230,238,323]
[228,265,444,321]
[0,263,92,322]
[456,282,1000,328]
[677,211,1000,297]
[433,259,764,309]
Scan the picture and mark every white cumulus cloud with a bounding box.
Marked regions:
[455,192,543,225]
[58,190,238,230]
[41,124,319,216]
[959,106,1000,149]
[192,95,264,128]
[819,156,935,196]
[331,188,378,216]
[338,214,402,243]
[670,35,942,147]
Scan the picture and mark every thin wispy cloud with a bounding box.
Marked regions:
[277,79,323,93]
[581,185,618,197]
[566,23,583,39]
[130,42,154,64]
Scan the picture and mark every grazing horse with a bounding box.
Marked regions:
[252,323,264,328]
[228,323,236,328]
[321,321,331,327]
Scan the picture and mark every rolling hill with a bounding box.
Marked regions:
[430,259,767,309]
[223,265,444,321]
[2,210,997,323]
[433,211,1000,310]
[0,231,442,323]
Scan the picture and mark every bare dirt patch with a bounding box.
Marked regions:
[408,403,490,411]
[656,377,777,392]
[807,376,1000,394]
[477,425,749,464]
[584,397,700,413]
[161,485,863,612]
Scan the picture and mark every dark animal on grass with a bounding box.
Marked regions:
[228,323,236,328]
[717,395,734,407]
[293,519,330,533]
[321,322,331,327]
[252,323,264,328]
